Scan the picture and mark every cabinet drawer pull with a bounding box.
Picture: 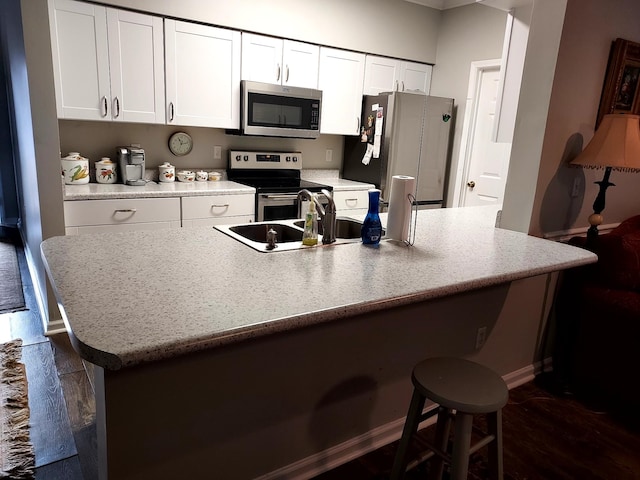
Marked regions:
[211,204,230,208]
[114,209,137,213]
[345,198,358,202]
[101,96,108,117]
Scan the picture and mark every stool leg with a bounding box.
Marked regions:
[427,407,452,480]
[449,412,473,480]
[487,410,504,480]
[390,389,426,480]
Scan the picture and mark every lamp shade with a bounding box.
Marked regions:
[571,114,640,172]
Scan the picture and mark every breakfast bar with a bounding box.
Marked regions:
[40,206,596,480]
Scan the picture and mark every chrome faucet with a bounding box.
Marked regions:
[297,188,337,244]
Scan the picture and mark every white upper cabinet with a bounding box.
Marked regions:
[106,9,165,123]
[49,0,110,120]
[401,61,432,94]
[165,20,241,129]
[48,0,164,123]
[241,33,319,88]
[363,55,432,95]
[318,47,365,136]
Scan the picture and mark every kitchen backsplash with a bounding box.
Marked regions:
[58,120,345,171]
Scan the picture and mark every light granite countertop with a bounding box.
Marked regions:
[301,169,375,191]
[63,169,372,200]
[40,206,597,370]
[63,180,255,201]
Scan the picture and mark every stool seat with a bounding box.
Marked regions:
[412,357,509,414]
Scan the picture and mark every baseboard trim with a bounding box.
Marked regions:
[258,360,550,480]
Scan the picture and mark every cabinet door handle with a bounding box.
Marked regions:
[356,117,360,134]
[395,80,399,92]
[101,96,108,117]
[276,63,281,82]
[169,102,174,122]
[113,97,120,118]
[114,209,137,213]
[401,81,405,92]
[285,65,290,83]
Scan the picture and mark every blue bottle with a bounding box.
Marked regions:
[361,189,383,245]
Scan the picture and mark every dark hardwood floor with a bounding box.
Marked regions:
[3,231,640,480]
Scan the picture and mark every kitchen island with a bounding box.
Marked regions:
[41,206,596,480]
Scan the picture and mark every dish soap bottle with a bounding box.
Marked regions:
[361,189,383,245]
[302,199,318,246]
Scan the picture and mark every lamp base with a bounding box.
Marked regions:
[586,167,614,243]
[587,213,603,242]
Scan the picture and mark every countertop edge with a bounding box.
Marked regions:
[109,252,595,370]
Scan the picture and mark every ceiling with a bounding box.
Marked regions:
[404,0,477,9]
[404,0,531,11]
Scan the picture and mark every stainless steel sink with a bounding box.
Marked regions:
[229,223,303,243]
[215,217,373,252]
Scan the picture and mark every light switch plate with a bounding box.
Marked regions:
[214,146,222,160]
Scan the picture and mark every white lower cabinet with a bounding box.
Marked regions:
[333,190,369,218]
[64,198,181,234]
[181,194,254,227]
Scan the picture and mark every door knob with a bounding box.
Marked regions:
[467,180,476,188]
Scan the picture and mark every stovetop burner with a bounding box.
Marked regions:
[227,150,332,194]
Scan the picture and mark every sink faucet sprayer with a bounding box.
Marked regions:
[297,189,337,244]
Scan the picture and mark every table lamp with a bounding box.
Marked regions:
[571,113,640,240]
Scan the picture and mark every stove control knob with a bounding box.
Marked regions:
[235,155,241,161]
[292,156,298,162]
[243,155,249,161]
[285,156,290,162]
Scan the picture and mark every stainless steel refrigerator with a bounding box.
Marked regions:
[342,93,453,208]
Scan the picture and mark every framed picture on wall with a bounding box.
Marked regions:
[596,38,640,128]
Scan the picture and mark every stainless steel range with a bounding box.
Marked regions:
[227,150,333,222]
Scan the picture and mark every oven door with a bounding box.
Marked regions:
[257,192,328,222]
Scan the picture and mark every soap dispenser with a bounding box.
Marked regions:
[302,199,318,246]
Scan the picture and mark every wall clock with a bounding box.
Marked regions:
[168,131,193,156]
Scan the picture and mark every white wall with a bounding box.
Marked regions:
[530,0,640,237]
[93,0,442,64]
[429,3,508,207]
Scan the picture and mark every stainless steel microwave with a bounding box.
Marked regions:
[240,80,322,139]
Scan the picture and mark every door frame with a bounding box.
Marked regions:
[452,59,503,207]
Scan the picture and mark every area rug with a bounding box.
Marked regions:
[0,242,26,315]
[0,339,34,479]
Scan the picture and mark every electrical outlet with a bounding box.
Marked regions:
[475,326,487,349]
[213,146,222,160]
[325,149,333,163]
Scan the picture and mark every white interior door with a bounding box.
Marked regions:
[459,64,512,207]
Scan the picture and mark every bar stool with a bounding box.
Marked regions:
[390,357,509,480]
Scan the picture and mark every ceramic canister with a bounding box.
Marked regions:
[61,152,90,185]
[196,170,208,182]
[158,162,175,182]
[95,157,118,184]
